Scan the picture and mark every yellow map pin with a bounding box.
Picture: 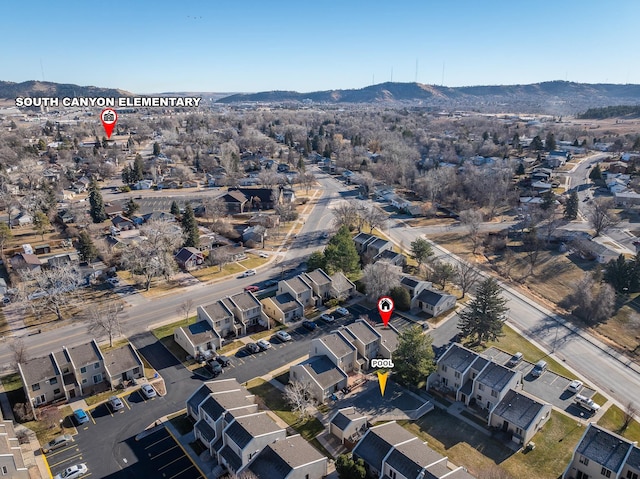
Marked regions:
[377,370,389,396]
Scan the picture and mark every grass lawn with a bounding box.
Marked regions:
[190,263,244,282]
[273,371,289,385]
[85,390,119,407]
[99,337,131,352]
[250,325,285,340]
[598,404,640,442]
[246,379,324,442]
[218,340,244,354]
[477,324,578,380]
[169,412,195,436]
[152,317,197,340]
[591,392,607,407]
[25,405,75,445]
[402,410,581,479]
[239,254,269,269]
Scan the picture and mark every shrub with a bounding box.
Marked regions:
[13,403,34,423]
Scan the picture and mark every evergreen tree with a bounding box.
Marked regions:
[633,136,640,151]
[33,211,50,240]
[336,454,366,479]
[0,222,13,256]
[132,154,144,182]
[181,204,200,248]
[306,251,326,272]
[515,162,525,176]
[88,177,107,223]
[458,277,509,344]
[564,190,579,220]
[393,325,436,387]
[40,181,57,214]
[125,198,140,217]
[390,286,411,311]
[153,142,161,156]
[121,164,132,184]
[589,164,603,181]
[530,135,544,150]
[170,200,181,217]
[78,230,98,262]
[410,237,433,270]
[545,132,556,151]
[604,254,638,293]
[323,226,360,275]
[540,190,555,210]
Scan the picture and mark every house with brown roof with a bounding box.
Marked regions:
[174,247,204,271]
[10,253,41,272]
[222,190,249,213]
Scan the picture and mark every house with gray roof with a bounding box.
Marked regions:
[102,343,145,389]
[261,293,304,323]
[311,333,358,374]
[353,232,377,254]
[17,354,64,412]
[174,320,221,359]
[249,434,328,479]
[336,319,382,366]
[277,276,315,308]
[60,340,106,396]
[472,362,521,412]
[413,287,457,317]
[329,407,369,445]
[353,421,476,479]
[329,271,356,300]
[199,300,236,338]
[373,249,407,267]
[489,389,551,446]
[227,291,268,332]
[217,412,286,476]
[563,423,640,479]
[0,411,29,479]
[303,269,333,301]
[290,356,348,404]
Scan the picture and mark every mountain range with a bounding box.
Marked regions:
[2,80,640,114]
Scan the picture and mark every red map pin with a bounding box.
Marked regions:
[100,108,118,139]
[378,296,394,327]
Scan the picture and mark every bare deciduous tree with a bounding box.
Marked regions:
[9,338,28,366]
[19,263,83,321]
[564,273,615,324]
[208,247,232,272]
[284,380,315,420]
[332,201,358,230]
[178,299,194,322]
[588,198,619,237]
[459,209,483,254]
[86,302,125,348]
[363,206,387,233]
[621,401,638,434]
[361,261,402,302]
[455,261,480,298]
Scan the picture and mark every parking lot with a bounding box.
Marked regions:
[484,347,598,417]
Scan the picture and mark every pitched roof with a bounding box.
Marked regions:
[316,332,356,358]
[576,424,636,473]
[386,439,444,479]
[492,389,548,430]
[219,444,243,472]
[229,291,261,311]
[342,320,380,345]
[400,275,421,289]
[284,276,312,294]
[475,362,517,392]
[353,422,415,473]
[175,247,203,262]
[438,343,481,373]
[225,412,282,449]
[297,356,347,389]
[202,301,233,320]
[65,340,103,368]
[331,407,367,431]
[224,190,249,203]
[19,354,59,387]
[375,323,400,352]
[250,435,325,479]
[195,419,216,443]
[415,288,454,307]
[304,269,332,286]
[270,293,302,313]
[103,343,143,377]
[330,272,355,293]
[179,321,219,346]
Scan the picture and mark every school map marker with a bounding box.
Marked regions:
[378,296,394,327]
[100,108,118,139]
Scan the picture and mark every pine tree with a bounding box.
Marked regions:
[153,142,161,156]
[545,132,556,151]
[323,226,360,275]
[170,200,181,217]
[88,177,107,223]
[393,325,436,387]
[589,164,603,181]
[515,163,525,175]
[33,212,50,240]
[78,230,98,262]
[125,198,140,217]
[564,190,579,220]
[458,277,509,344]
[181,204,200,248]
[121,164,132,184]
[133,154,144,182]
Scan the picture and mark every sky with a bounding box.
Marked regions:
[1,0,639,94]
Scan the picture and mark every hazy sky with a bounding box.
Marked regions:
[2,0,638,93]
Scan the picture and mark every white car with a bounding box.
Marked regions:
[108,396,124,411]
[575,394,601,412]
[567,380,583,394]
[241,269,256,278]
[320,313,335,322]
[140,384,157,399]
[275,331,292,342]
[335,307,349,316]
[54,464,88,479]
[259,252,269,258]
[256,339,271,350]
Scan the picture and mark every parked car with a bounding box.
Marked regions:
[108,396,124,411]
[302,320,317,331]
[244,285,260,292]
[575,394,601,412]
[54,464,88,479]
[244,342,260,354]
[507,352,523,368]
[140,384,157,399]
[215,355,231,367]
[256,339,271,350]
[73,409,89,425]
[241,269,256,278]
[206,360,223,377]
[259,252,269,258]
[264,279,277,287]
[106,277,120,286]
[275,330,292,342]
[531,360,547,378]
[320,313,335,323]
[567,380,584,394]
[335,307,349,316]
[42,434,73,453]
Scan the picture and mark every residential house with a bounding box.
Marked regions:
[261,293,304,323]
[222,190,249,213]
[335,320,383,369]
[17,354,65,411]
[330,272,356,300]
[102,343,145,389]
[563,423,640,479]
[312,333,358,374]
[547,150,570,168]
[289,356,348,404]
[373,249,407,267]
[614,190,640,206]
[104,203,124,217]
[133,179,153,190]
[363,237,393,263]
[353,232,377,255]
[10,212,32,227]
[111,214,136,231]
[182,180,199,188]
[71,177,91,194]
[374,323,400,359]
[489,389,551,447]
[140,211,176,223]
[413,288,457,317]
[248,214,280,228]
[278,276,314,308]
[399,275,431,300]
[242,225,266,245]
[236,187,281,210]
[281,188,296,204]
[62,340,107,396]
[174,320,220,359]
[0,411,29,479]
[353,421,475,479]
[531,180,553,191]
[226,291,267,334]
[303,269,333,302]
[174,247,205,271]
[249,434,328,479]
[329,407,369,445]
[57,210,75,224]
[10,253,41,272]
[217,412,286,476]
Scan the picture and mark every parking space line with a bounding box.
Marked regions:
[123,395,132,410]
[145,435,172,450]
[168,463,198,479]
[158,455,187,471]
[49,452,83,468]
[149,444,178,460]
[45,444,77,457]
[166,427,207,479]
[87,409,96,424]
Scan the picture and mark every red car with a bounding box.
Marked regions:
[244,285,260,293]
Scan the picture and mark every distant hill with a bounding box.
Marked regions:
[578,105,640,119]
[217,81,640,114]
[0,80,132,99]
